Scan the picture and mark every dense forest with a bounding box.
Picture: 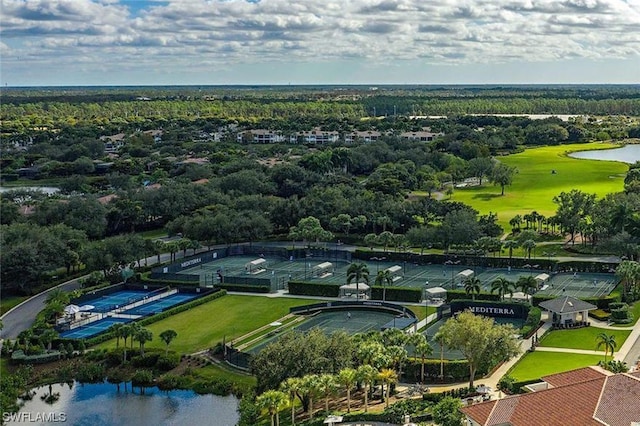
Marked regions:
[1,85,639,296]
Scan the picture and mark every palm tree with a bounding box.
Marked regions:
[491,278,514,301]
[280,377,302,426]
[337,368,357,413]
[463,276,481,300]
[256,390,289,426]
[386,345,408,380]
[152,240,165,264]
[120,324,132,362]
[596,333,617,362]
[412,334,433,384]
[46,288,70,306]
[517,276,538,302]
[522,239,537,259]
[378,230,394,252]
[317,374,337,415]
[301,374,320,420]
[503,240,519,261]
[378,368,398,408]
[129,322,142,349]
[509,215,522,233]
[18,329,33,353]
[134,328,153,356]
[346,262,369,300]
[356,364,378,413]
[109,323,124,348]
[39,329,57,352]
[433,331,447,380]
[159,329,178,354]
[375,269,393,302]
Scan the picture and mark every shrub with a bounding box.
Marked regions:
[156,353,181,371]
[131,353,160,368]
[131,369,154,387]
[156,374,188,391]
[76,363,105,383]
[192,378,233,395]
[371,286,422,302]
[589,309,611,321]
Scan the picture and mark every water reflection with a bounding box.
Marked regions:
[8,381,239,426]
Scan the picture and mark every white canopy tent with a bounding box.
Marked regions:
[457,269,474,278]
[64,304,80,315]
[313,262,333,277]
[340,283,370,298]
[245,258,267,274]
[385,265,403,281]
[535,273,550,283]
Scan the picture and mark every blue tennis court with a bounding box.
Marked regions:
[60,317,132,339]
[121,293,198,316]
[84,290,152,313]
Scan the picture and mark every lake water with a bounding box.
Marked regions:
[0,186,60,194]
[568,144,640,164]
[6,382,240,426]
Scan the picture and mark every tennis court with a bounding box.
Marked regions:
[59,317,132,339]
[177,254,617,299]
[246,308,401,354]
[120,293,199,316]
[82,290,154,313]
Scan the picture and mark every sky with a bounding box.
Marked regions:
[1,0,640,86]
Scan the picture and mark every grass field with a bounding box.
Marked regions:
[508,352,604,382]
[0,295,28,316]
[539,327,631,351]
[97,295,319,353]
[450,143,628,228]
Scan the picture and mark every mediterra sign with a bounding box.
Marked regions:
[449,301,528,319]
[468,306,515,315]
[181,258,202,268]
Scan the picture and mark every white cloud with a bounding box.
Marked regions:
[0,0,639,84]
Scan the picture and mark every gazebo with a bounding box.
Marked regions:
[425,286,447,302]
[539,296,597,328]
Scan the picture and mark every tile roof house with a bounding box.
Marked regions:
[462,366,640,426]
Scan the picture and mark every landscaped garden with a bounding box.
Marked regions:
[507,351,605,382]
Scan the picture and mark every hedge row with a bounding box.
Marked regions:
[219,284,270,293]
[447,290,501,302]
[520,307,542,338]
[288,281,340,297]
[85,290,226,347]
[371,286,422,303]
[403,358,474,383]
[589,309,611,321]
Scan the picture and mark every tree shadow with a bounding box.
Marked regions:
[471,193,503,201]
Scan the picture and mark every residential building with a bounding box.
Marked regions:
[461,367,640,426]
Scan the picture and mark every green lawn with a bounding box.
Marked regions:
[1,295,29,316]
[192,363,257,389]
[508,351,604,382]
[407,304,436,321]
[97,295,318,353]
[539,327,631,351]
[450,143,627,228]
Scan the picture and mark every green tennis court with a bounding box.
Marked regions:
[246,308,400,354]
[176,254,617,299]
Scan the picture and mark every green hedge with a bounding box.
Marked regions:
[446,290,500,302]
[371,286,422,303]
[219,284,270,293]
[287,281,340,297]
[85,290,226,347]
[521,307,542,338]
[589,309,611,321]
[403,359,473,383]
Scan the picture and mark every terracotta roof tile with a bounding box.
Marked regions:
[542,366,608,388]
[461,399,496,424]
[594,374,640,426]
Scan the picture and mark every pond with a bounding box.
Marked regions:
[6,381,240,426]
[568,144,640,164]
